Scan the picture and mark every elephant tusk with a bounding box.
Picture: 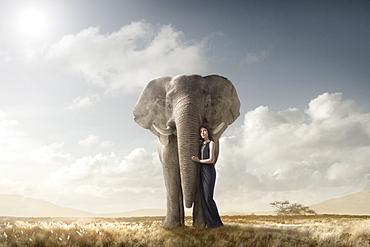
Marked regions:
[153,123,174,136]
[212,122,226,135]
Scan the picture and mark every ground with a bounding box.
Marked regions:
[1,215,369,246]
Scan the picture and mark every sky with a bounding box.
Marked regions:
[0,0,369,214]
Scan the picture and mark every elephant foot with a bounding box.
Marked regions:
[163,218,184,229]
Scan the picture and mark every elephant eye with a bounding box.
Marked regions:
[167,103,172,110]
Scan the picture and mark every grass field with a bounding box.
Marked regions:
[0,215,369,246]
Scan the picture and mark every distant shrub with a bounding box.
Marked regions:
[270,200,316,216]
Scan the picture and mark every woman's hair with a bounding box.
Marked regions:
[200,125,214,141]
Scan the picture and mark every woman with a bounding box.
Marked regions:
[191,126,224,228]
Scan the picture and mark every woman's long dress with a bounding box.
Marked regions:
[200,142,224,228]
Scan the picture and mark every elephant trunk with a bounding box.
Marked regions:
[175,97,200,208]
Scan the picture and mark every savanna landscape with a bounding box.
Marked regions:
[1,214,369,247]
[1,2,369,247]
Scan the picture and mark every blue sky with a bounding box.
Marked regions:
[0,0,369,214]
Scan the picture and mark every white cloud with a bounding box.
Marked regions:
[0,178,40,196]
[31,142,71,165]
[48,149,165,212]
[78,134,100,148]
[67,92,101,110]
[47,21,209,100]
[215,92,370,212]
[50,149,164,192]
[0,110,18,127]
[305,92,360,121]
[78,134,114,149]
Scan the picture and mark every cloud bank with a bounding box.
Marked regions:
[46,21,209,109]
[216,92,370,211]
[47,149,165,212]
[13,92,365,213]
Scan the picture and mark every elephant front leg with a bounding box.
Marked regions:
[158,137,184,228]
[163,177,184,229]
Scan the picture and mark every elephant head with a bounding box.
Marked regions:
[133,74,240,209]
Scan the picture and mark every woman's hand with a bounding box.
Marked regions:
[191,156,200,163]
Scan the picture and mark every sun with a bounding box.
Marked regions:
[17,6,49,39]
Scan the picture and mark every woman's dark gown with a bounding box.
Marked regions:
[200,141,224,228]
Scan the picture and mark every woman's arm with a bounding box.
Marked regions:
[191,141,215,164]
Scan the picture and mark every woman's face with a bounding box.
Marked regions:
[200,128,208,140]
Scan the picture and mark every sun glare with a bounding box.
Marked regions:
[17,7,49,39]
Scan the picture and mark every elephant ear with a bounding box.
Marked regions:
[133,76,172,138]
[204,75,241,137]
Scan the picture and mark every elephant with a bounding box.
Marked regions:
[133,74,240,228]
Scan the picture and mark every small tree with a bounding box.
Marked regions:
[270,200,316,216]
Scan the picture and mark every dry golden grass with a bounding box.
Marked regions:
[0,215,369,246]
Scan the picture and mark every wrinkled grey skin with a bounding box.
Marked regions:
[133,74,240,228]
